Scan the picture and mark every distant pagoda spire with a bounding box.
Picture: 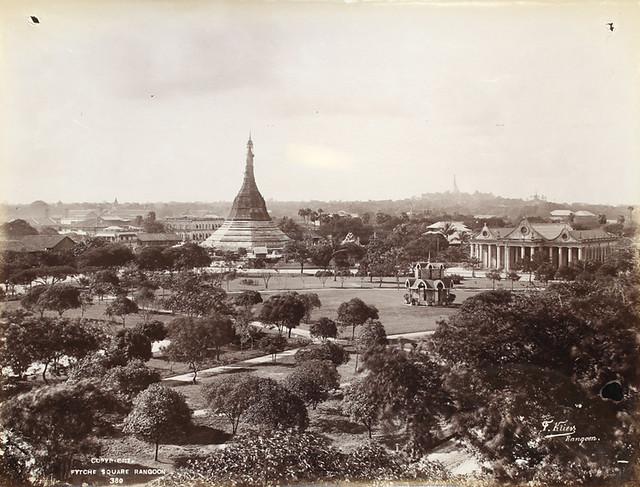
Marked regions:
[226,136,271,221]
[453,175,460,194]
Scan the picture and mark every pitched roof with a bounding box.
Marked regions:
[529,223,567,240]
[2,235,76,252]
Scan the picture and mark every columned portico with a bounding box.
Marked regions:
[469,218,620,272]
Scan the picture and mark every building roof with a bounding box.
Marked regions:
[568,229,614,241]
[550,209,574,216]
[574,210,596,217]
[528,223,567,240]
[7,235,76,252]
[137,233,181,242]
[473,218,619,244]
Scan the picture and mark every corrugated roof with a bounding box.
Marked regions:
[18,235,76,251]
[574,210,596,217]
[568,229,614,241]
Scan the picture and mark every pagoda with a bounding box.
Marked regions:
[201,136,290,252]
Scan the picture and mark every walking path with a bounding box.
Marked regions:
[163,348,300,382]
[162,325,435,383]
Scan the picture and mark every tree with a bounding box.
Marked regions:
[103,360,160,400]
[294,341,350,367]
[555,265,578,281]
[485,269,501,290]
[134,283,158,323]
[284,240,310,273]
[20,285,48,317]
[136,319,167,342]
[162,271,232,317]
[165,242,211,270]
[259,292,306,337]
[258,334,288,363]
[431,282,640,483]
[467,257,481,278]
[142,211,166,234]
[165,315,235,383]
[506,270,520,290]
[109,328,153,363]
[245,378,308,431]
[234,290,262,311]
[78,243,134,269]
[310,244,334,274]
[285,360,339,409]
[123,384,192,461]
[105,296,139,327]
[309,317,337,341]
[362,348,453,451]
[337,298,379,340]
[37,284,81,316]
[279,216,305,240]
[1,381,119,478]
[300,292,321,322]
[136,246,173,272]
[1,317,104,383]
[342,378,382,438]
[90,269,120,300]
[202,374,262,434]
[534,262,556,284]
[354,320,387,371]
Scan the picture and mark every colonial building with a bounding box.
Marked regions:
[201,137,290,252]
[470,218,619,270]
[404,262,454,306]
[164,215,224,243]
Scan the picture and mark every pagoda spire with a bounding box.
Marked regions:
[244,134,255,181]
[226,135,271,221]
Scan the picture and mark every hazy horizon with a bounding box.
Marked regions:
[1,1,639,206]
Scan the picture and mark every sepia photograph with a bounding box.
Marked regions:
[1,0,639,486]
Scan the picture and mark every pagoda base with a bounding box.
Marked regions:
[200,219,290,252]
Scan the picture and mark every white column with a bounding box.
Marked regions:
[578,247,583,261]
[496,245,502,269]
[488,245,494,269]
[568,247,573,264]
[520,246,525,261]
[506,246,511,271]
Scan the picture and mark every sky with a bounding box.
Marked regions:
[1,0,639,205]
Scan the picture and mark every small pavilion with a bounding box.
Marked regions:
[404,262,454,306]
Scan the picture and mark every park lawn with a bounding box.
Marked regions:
[300,288,475,336]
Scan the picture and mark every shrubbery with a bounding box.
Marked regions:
[158,431,447,487]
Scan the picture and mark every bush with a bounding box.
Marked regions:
[155,432,448,486]
[136,320,167,342]
[295,341,350,367]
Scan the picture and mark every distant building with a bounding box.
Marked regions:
[0,235,76,253]
[95,226,138,244]
[136,233,181,248]
[164,215,224,243]
[470,218,619,270]
[549,209,574,222]
[404,262,454,306]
